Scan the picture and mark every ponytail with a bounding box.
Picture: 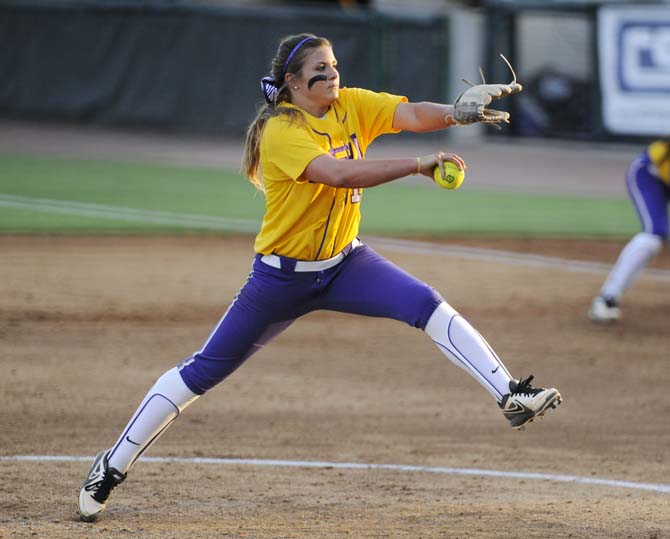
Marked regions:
[241,104,304,193]
[241,33,331,193]
[242,104,272,192]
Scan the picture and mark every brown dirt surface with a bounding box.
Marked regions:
[1,234,669,539]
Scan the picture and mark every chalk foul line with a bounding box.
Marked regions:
[1,455,668,494]
[367,236,670,281]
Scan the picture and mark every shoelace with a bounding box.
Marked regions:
[91,469,124,503]
[511,375,541,397]
[603,296,619,308]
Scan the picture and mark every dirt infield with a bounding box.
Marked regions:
[1,234,669,539]
[1,119,668,538]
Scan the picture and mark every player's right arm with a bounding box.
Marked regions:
[263,99,464,189]
[303,152,465,188]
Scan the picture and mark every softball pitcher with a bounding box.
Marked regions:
[78,33,562,522]
[589,140,670,322]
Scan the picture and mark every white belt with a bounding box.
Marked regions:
[260,238,361,272]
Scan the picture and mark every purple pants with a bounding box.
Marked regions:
[627,152,670,238]
[178,242,443,394]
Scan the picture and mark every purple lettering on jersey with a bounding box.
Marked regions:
[329,144,349,159]
[311,128,361,161]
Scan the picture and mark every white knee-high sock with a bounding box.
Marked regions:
[425,302,513,402]
[601,232,663,300]
[107,367,199,474]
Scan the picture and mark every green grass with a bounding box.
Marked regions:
[0,155,265,233]
[363,185,637,238]
[0,154,264,215]
[0,154,638,237]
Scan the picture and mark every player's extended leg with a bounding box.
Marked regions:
[589,155,668,322]
[424,301,513,401]
[77,366,197,521]
[316,243,561,429]
[77,316,295,522]
[78,261,303,521]
[424,302,561,429]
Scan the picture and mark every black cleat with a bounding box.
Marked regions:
[77,449,126,522]
[499,375,562,430]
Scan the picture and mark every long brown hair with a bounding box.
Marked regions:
[241,33,332,192]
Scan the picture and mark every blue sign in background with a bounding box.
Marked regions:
[617,21,670,93]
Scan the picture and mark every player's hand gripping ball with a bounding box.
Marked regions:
[433,161,465,190]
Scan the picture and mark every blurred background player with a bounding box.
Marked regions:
[589,140,670,322]
[77,32,561,522]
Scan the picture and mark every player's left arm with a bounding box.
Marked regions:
[392,102,457,133]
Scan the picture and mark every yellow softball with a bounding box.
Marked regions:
[433,161,465,190]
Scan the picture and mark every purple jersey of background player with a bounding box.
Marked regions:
[627,147,669,238]
[589,140,670,322]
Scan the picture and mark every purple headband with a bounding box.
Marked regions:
[282,36,315,79]
[260,36,316,105]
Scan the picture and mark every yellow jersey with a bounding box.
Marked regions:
[254,87,407,260]
[647,140,670,185]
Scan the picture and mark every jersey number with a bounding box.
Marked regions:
[351,188,362,204]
